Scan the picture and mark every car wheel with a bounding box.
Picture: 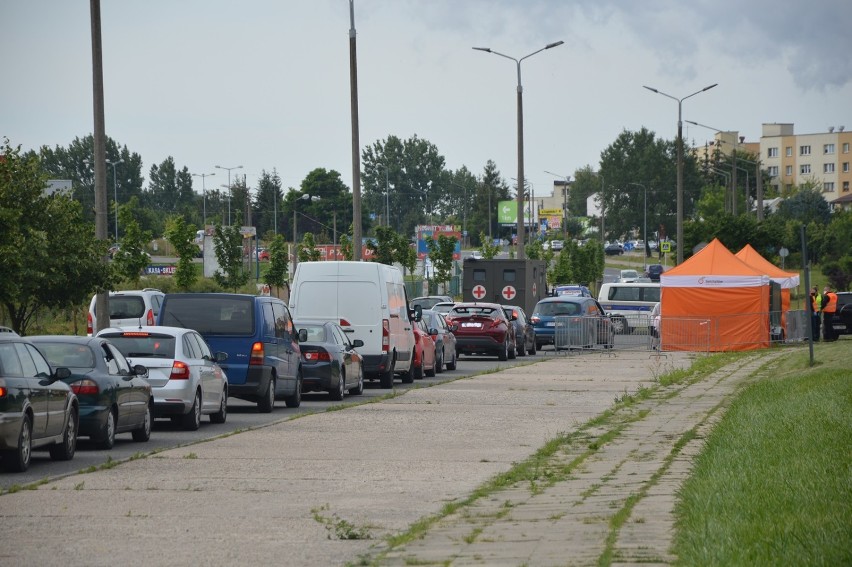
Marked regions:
[181,390,202,431]
[446,350,457,371]
[349,365,364,396]
[50,406,77,461]
[329,369,345,401]
[258,376,276,413]
[498,339,508,361]
[379,354,395,388]
[517,339,527,357]
[284,371,302,408]
[3,415,33,472]
[97,408,117,450]
[210,388,228,423]
[132,402,152,442]
[611,317,627,335]
[508,341,517,359]
[528,338,537,356]
[435,349,444,374]
[402,353,416,384]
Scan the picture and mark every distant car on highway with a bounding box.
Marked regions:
[410,295,454,311]
[618,269,640,283]
[604,242,624,256]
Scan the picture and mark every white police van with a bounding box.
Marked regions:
[597,282,661,334]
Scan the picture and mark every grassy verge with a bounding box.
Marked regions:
[673,341,852,565]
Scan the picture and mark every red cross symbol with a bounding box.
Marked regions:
[472,285,487,300]
[502,285,517,300]
[532,282,537,297]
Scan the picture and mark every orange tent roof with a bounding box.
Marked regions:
[735,244,800,288]
[665,238,765,277]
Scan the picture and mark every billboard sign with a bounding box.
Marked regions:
[497,200,534,226]
[416,224,461,260]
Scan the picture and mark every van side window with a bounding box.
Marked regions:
[272,302,292,339]
[503,270,516,282]
[473,269,486,282]
[262,303,276,337]
[643,287,661,302]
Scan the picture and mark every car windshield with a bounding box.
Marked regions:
[535,301,581,317]
[451,306,499,318]
[159,296,255,336]
[36,343,95,369]
[621,270,638,278]
[103,334,177,358]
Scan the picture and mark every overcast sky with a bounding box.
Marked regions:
[3,0,851,198]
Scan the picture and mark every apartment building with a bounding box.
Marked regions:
[760,123,852,204]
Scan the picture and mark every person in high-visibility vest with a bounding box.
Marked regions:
[821,285,838,341]
[810,286,822,341]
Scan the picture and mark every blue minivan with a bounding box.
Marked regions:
[157,293,302,412]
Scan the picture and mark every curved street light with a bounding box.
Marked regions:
[474,40,564,260]
[643,83,717,263]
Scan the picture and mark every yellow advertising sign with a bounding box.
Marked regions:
[539,208,563,216]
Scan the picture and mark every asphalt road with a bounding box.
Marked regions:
[0,352,549,489]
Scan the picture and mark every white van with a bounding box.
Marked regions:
[597,282,661,334]
[289,261,416,388]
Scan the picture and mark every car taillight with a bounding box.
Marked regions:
[490,319,503,328]
[0,385,7,398]
[303,350,331,362]
[71,379,99,395]
[530,316,540,324]
[169,361,190,380]
[146,308,155,326]
[382,319,390,352]
[339,318,352,327]
[87,312,93,335]
[250,342,265,365]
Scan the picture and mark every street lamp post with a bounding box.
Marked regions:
[686,120,740,214]
[377,164,390,226]
[192,172,215,227]
[105,159,123,242]
[643,83,717,263]
[544,170,571,239]
[474,40,564,260]
[215,165,243,226]
[628,182,648,270]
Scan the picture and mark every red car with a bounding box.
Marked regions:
[258,248,270,261]
[412,318,437,380]
[445,302,516,361]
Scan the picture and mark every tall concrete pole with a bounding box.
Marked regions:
[90,0,109,333]
[349,0,362,260]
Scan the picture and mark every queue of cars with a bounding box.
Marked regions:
[4,272,625,474]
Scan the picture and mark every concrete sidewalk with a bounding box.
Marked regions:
[0,349,779,566]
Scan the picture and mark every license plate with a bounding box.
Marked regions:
[462,322,480,328]
[834,324,846,330]
[546,321,555,327]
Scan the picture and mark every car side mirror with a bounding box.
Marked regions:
[298,328,308,343]
[352,339,364,348]
[410,304,423,322]
[132,364,148,377]
[54,367,72,381]
[448,323,458,332]
[429,328,438,336]
[214,352,228,363]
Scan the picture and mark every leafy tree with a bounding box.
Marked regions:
[425,234,458,293]
[775,187,831,226]
[549,246,574,286]
[479,231,501,260]
[598,127,702,241]
[468,161,511,246]
[397,234,417,279]
[338,233,353,261]
[822,256,852,291]
[253,169,283,237]
[366,226,400,266]
[569,166,600,218]
[693,183,727,221]
[1,138,112,334]
[297,233,322,262]
[164,215,199,291]
[263,234,290,293]
[143,157,196,233]
[212,223,250,291]
[111,197,153,287]
[361,134,447,238]
[525,239,545,259]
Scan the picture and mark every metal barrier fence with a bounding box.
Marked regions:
[545,311,810,355]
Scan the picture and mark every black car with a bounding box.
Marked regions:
[604,243,624,256]
[0,335,79,472]
[645,264,664,282]
[30,336,153,449]
[294,320,365,401]
[503,305,536,356]
[830,292,852,336]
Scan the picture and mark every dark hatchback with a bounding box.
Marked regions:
[295,320,364,401]
[0,335,79,472]
[831,292,852,336]
[645,264,665,282]
[503,305,536,356]
[30,336,152,449]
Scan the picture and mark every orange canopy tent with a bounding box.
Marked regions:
[735,244,800,332]
[660,239,770,351]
